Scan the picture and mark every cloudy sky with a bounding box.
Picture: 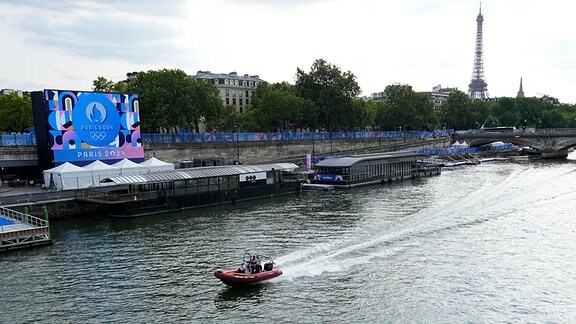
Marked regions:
[1,0,574,103]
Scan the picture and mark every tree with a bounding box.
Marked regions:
[92,76,115,92]
[348,98,375,130]
[374,100,394,130]
[441,91,477,129]
[92,76,128,93]
[295,59,361,130]
[251,82,316,131]
[127,69,197,133]
[0,94,33,133]
[191,79,225,132]
[102,70,225,133]
[385,84,435,131]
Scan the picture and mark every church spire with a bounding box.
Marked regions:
[517,77,525,98]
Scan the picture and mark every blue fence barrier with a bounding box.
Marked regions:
[0,134,36,146]
[141,129,454,144]
[0,130,455,146]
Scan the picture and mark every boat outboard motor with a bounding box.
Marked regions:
[263,262,273,271]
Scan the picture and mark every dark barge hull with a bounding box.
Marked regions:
[105,183,300,218]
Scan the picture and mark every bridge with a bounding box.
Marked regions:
[453,128,576,158]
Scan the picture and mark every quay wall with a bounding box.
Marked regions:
[145,137,452,166]
[0,137,452,169]
[10,199,107,220]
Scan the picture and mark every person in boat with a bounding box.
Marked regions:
[255,255,263,273]
[263,257,275,271]
[237,253,251,274]
[250,255,259,273]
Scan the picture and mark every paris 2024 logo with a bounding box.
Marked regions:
[72,94,120,147]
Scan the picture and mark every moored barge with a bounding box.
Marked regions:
[311,152,441,189]
[77,163,302,217]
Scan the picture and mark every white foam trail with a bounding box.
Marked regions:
[274,164,567,281]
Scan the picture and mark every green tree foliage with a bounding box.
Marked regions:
[126,69,223,133]
[92,76,128,93]
[0,94,33,133]
[92,76,114,92]
[374,100,394,130]
[251,82,316,131]
[441,91,478,129]
[540,108,568,128]
[191,78,225,132]
[295,59,361,130]
[214,105,242,132]
[348,99,375,130]
[385,84,436,131]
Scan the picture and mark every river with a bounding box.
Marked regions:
[2,156,576,323]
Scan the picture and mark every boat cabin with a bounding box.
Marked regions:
[312,152,440,189]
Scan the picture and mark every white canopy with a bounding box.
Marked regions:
[43,162,93,191]
[112,158,147,176]
[452,140,469,148]
[83,160,121,186]
[139,157,174,173]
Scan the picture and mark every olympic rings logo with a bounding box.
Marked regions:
[245,175,257,181]
[90,132,107,140]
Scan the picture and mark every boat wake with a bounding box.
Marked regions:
[274,163,575,281]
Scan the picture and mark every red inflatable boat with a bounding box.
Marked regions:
[214,268,283,286]
[214,252,282,286]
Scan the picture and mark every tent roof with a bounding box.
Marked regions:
[43,162,86,174]
[139,157,173,167]
[112,158,143,168]
[83,160,118,170]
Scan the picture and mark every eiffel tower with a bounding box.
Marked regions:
[468,3,489,100]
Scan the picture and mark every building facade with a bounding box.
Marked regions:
[423,85,458,112]
[191,71,265,113]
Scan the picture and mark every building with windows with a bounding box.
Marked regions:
[191,71,265,113]
[421,85,458,112]
[0,89,24,98]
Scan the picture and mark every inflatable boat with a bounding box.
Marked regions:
[214,252,282,286]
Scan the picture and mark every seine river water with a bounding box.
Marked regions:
[2,156,576,323]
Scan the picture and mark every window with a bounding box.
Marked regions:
[233,98,236,105]
[226,98,230,105]
[225,79,229,85]
[213,79,219,85]
[235,80,239,86]
[242,81,247,86]
[249,81,253,87]
[225,89,230,96]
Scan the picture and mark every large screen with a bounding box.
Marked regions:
[38,89,143,166]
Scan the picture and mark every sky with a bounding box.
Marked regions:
[1,0,575,103]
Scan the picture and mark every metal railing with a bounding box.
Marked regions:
[0,206,49,228]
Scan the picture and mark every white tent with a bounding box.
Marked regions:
[452,140,469,148]
[43,162,93,191]
[139,157,174,173]
[112,158,148,176]
[83,160,121,186]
